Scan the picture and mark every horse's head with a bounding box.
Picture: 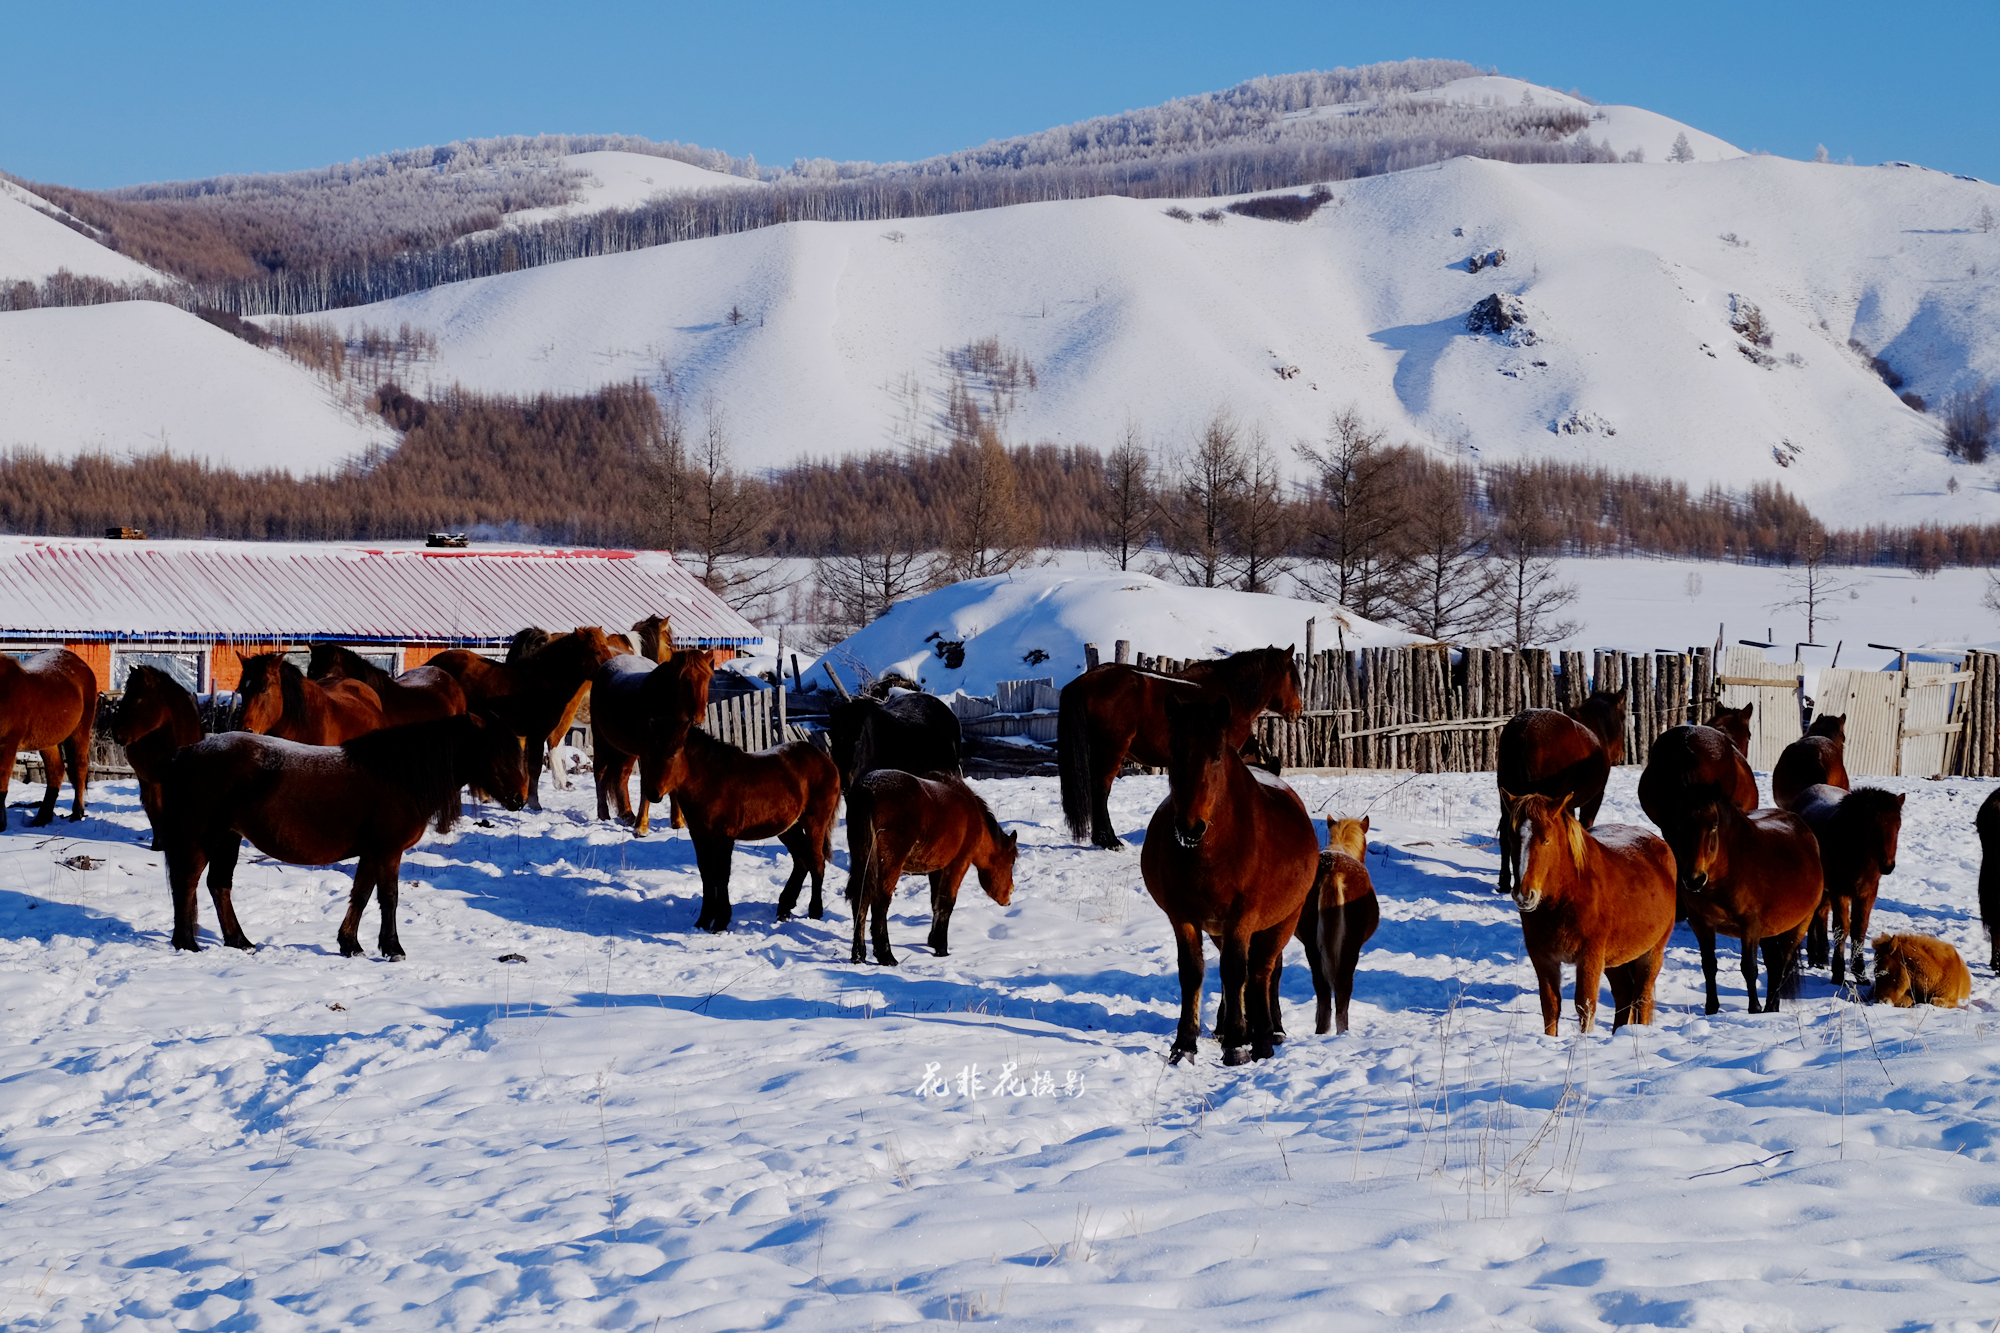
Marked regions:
[1574,688,1628,764]
[570,627,623,670]
[1270,646,1305,720]
[105,665,157,745]
[235,652,303,735]
[1163,692,1234,849]
[1503,790,1585,914]
[1806,712,1847,742]
[978,816,1020,907]
[1705,703,1754,757]
[1327,815,1369,863]
[1849,787,1905,875]
[641,649,715,756]
[505,626,551,665]
[462,711,530,811]
[1681,796,1732,891]
[632,614,673,663]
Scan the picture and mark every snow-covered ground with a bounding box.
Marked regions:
[0,304,392,472]
[6,764,1999,1331]
[489,151,764,233]
[0,179,169,289]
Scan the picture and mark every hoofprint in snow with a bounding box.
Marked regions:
[5,767,2000,1331]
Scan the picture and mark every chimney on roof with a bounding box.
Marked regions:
[425,532,470,548]
[105,526,147,540]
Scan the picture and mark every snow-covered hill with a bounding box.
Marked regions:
[491,150,764,231]
[311,138,2000,526]
[0,304,392,472]
[0,179,169,288]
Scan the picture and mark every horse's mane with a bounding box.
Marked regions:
[341,716,476,833]
[316,645,398,695]
[238,653,307,731]
[506,627,552,665]
[1181,646,1293,708]
[929,771,1009,845]
[509,627,612,683]
[1805,713,1845,739]
[1840,786,1903,820]
[864,672,922,700]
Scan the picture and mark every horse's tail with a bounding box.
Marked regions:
[845,780,877,910]
[1057,681,1094,843]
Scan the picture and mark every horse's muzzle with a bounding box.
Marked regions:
[1173,818,1208,850]
[1513,889,1543,914]
[1882,861,1895,875]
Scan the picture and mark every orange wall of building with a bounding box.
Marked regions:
[67,643,112,692]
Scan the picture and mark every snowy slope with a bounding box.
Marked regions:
[491,151,765,232]
[816,570,1418,695]
[0,178,169,287]
[0,304,393,472]
[6,766,2000,1330]
[314,142,2000,526]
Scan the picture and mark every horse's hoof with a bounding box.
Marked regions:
[1222,1046,1252,1067]
[27,815,52,828]
[875,954,899,967]
[172,937,201,953]
[384,952,406,963]
[339,940,363,958]
[1167,1047,1194,1066]
[1251,1042,1276,1062]
[1268,1030,1286,1046]
[808,905,824,921]
[775,909,793,922]
[225,938,256,952]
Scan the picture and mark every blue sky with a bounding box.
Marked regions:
[5,1,1997,188]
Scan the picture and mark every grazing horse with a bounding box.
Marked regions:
[1706,703,1754,758]
[1978,786,2000,972]
[1679,795,1824,1013]
[1772,714,1850,809]
[1494,688,1628,894]
[0,648,98,828]
[648,651,842,931]
[156,713,528,957]
[1638,723,1760,893]
[1788,783,1902,985]
[1141,692,1320,1065]
[429,627,622,810]
[103,664,203,847]
[236,653,386,745]
[1502,790,1676,1035]
[1293,815,1380,1035]
[1871,934,1971,1008]
[829,692,963,790]
[845,770,1018,965]
[307,645,468,728]
[1061,645,1303,850]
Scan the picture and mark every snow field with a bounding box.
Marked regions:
[5,765,2000,1329]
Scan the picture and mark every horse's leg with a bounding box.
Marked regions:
[1496,810,1515,896]
[335,860,374,958]
[1217,928,1254,1065]
[1167,922,1204,1064]
[691,830,735,933]
[29,746,62,826]
[1626,937,1668,1028]
[1572,947,1605,1034]
[1740,933,1765,1014]
[1806,890,1830,968]
[775,823,817,921]
[1297,896,1332,1035]
[374,854,406,960]
[1091,733,1128,851]
[870,851,902,966]
[1691,919,1722,1015]
[1849,887,1878,990]
[1334,897,1376,1035]
[1761,932,1800,1010]
[633,751,665,839]
[1246,925,1286,1062]
[0,741,16,830]
[1606,961,1640,1032]
[62,730,87,821]
[203,833,253,951]
[524,730,548,813]
[164,834,209,952]
[926,864,967,958]
[139,779,165,850]
[1829,893,1852,987]
[1529,948,1565,1036]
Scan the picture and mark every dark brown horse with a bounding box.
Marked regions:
[829,692,963,790]
[1707,703,1754,758]
[1771,714,1850,809]
[1061,646,1303,850]
[1788,783,1902,986]
[430,627,621,810]
[1679,795,1824,1013]
[1638,723,1760,894]
[845,770,1018,965]
[1494,688,1627,894]
[237,653,386,745]
[1141,692,1320,1065]
[589,652,682,835]
[0,648,98,828]
[103,664,203,847]
[1293,815,1380,1035]
[1979,786,2000,972]
[307,645,468,728]
[156,713,528,957]
[648,650,842,931]
[1502,790,1677,1035]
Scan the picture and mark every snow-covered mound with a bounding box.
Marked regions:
[0,179,168,288]
[315,144,2000,526]
[490,150,765,232]
[0,303,392,472]
[816,571,1417,695]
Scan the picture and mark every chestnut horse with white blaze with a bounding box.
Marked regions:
[1503,790,1677,1035]
[1494,688,1627,895]
[1141,692,1320,1066]
[0,647,98,828]
[845,770,1018,965]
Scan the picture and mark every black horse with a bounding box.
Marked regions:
[828,692,963,789]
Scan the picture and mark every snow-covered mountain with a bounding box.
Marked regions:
[0,179,166,288]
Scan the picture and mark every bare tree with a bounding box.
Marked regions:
[1095,420,1155,571]
[1771,525,1853,641]
[938,424,1037,581]
[1228,425,1294,593]
[1942,382,1995,463]
[813,512,943,641]
[1295,406,1409,622]
[645,395,691,552]
[1486,480,1582,648]
[676,404,792,612]
[1392,465,1503,639]
[1155,413,1246,589]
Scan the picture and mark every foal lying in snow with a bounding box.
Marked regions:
[1871,934,1971,1008]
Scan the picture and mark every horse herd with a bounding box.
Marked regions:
[0,637,1993,1067]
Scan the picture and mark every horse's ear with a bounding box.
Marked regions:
[1613,688,1627,704]
[1897,793,1906,808]
[1326,815,1336,838]
[1360,815,1369,834]
[1742,702,1754,720]
[1007,829,1019,849]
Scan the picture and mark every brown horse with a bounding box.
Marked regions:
[1141,692,1320,1065]
[1293,815,1380,1035]
[307,645,468,728]
[1707,703,1754,758]
[1638,723,1760,894]
[236,653,386,745]
[1871,934,1971,1007]
[1502,791,1677,1035]
[1771,714,1849,809]
[1788,783,1902,986]
[0,648,98,829]
[648,650,842,931]
[1978,786,2000,972]
[1680,795,1824,1013]
[1060,646,1303,850]
[429,627,621,810]
[103,664,203,847]
[845,770,1018,965]
[589,652,682,835]
[156,713,528,957]
[1494,689,1628,895]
